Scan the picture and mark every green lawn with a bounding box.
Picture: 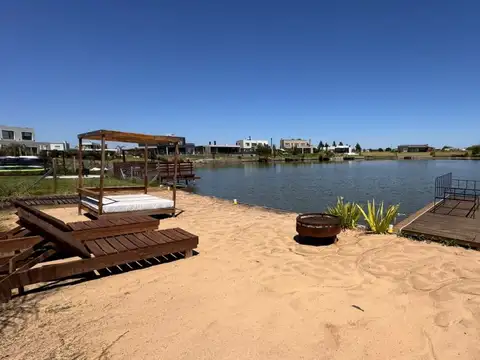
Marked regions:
[0,176,137,199]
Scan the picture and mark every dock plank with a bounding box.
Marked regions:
[401,202,480,248]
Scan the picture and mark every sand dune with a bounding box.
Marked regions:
[1,191,479,359]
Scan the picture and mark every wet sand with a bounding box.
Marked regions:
[1,191,480,359]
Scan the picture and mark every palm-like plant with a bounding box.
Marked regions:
[326,197,361,229]
[357,200,400,234]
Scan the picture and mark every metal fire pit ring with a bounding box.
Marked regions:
[296,213,341,239]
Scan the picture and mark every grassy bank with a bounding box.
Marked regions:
[0,176,137,198]
[364,151,468,159]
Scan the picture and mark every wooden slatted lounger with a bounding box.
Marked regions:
[0,204,198,303]
[4,200,160,241]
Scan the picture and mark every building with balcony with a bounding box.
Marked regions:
[279,138,314,154]
[0,125,68,154]
[236,138,269,152]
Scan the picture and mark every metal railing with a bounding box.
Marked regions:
[433,172,480,218]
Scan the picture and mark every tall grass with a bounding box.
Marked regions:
[357,200,400,234]
[326,197,361,229]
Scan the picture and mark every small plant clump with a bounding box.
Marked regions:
[326,197,361,230]
[357,200,400,234]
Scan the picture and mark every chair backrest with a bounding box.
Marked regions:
[15,204,90,258]
[157,162,194,176]
[12,200,71,232]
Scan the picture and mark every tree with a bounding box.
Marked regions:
[255,144,272,157]
[332,141,337,147]
[339,141,344,146]
[318,141,324,150]
[292,146,300,155]
[355,143,361,153]
[377,148,384,152]
[385,147,392,152]
[468,145,480,156]
[324,142,329,148]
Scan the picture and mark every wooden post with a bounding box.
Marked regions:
[78,137,83,215]
[99,135,106,215]
[52,158,57,194]
[144,145,148,194]
[173,142,179,210]
[62,150,66,175]
[122,149,126,163]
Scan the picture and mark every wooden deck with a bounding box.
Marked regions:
[399,199,480,248]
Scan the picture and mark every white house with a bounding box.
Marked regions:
[236,138,269,151]
[322,145,357,155]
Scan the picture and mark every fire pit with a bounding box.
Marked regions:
[296,213,341,239]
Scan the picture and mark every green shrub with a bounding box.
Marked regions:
[326,197,361,229]
[357,200,400,234]
[469,145,480,156]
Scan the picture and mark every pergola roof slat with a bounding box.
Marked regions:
[78,130,182,144]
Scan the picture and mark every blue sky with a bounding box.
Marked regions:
[1,0,479,148]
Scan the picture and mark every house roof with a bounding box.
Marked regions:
[197,144,240,148]
[78,130,183,144]
[398,144,429,147]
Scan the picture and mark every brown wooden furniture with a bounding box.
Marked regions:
[0,202,199,303]
[157,162,199,184]
[77,130,183,218]
[8,200,160,241]
[296,213,341,238]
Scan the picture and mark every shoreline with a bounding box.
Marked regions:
[192,156,480,167]
[1,190,480,359]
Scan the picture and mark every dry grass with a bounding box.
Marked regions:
[0,212,9,232]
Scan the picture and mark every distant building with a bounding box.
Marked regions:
[280,138,314,154]
[79,141,116,154]
[195,141,240,155]
[236,137,269,152]
[0,125,69,154]
[324,145,357,155]
[0,125,34,141]
[398,144,432,153]
[139,137,195,155]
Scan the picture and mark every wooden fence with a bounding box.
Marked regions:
[113,161,197,183]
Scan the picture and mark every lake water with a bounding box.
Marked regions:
[192,160,480,216]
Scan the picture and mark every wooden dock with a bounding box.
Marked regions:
[398,199,480,248]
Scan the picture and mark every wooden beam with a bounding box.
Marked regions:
[70,221,159,241]
[84,186,145,193]
[173,142,179,208]
[77,188,101,199]
[78,137,83,215]
[144,145,148,194]
[99,134,106,215]
[16,208,91,258]
[77,130,183,144]
[0,236,43,253]
[52,158,57,194]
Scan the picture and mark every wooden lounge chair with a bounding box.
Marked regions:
[0,204,199,302]
[0,225,32,240]
[7,200,160,241]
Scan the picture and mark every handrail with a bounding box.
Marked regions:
[83,186,146,193]
[77,187,101,199]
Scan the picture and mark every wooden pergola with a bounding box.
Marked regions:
[77,130,183,217]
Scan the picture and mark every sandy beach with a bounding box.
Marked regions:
[1,190,480,360]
